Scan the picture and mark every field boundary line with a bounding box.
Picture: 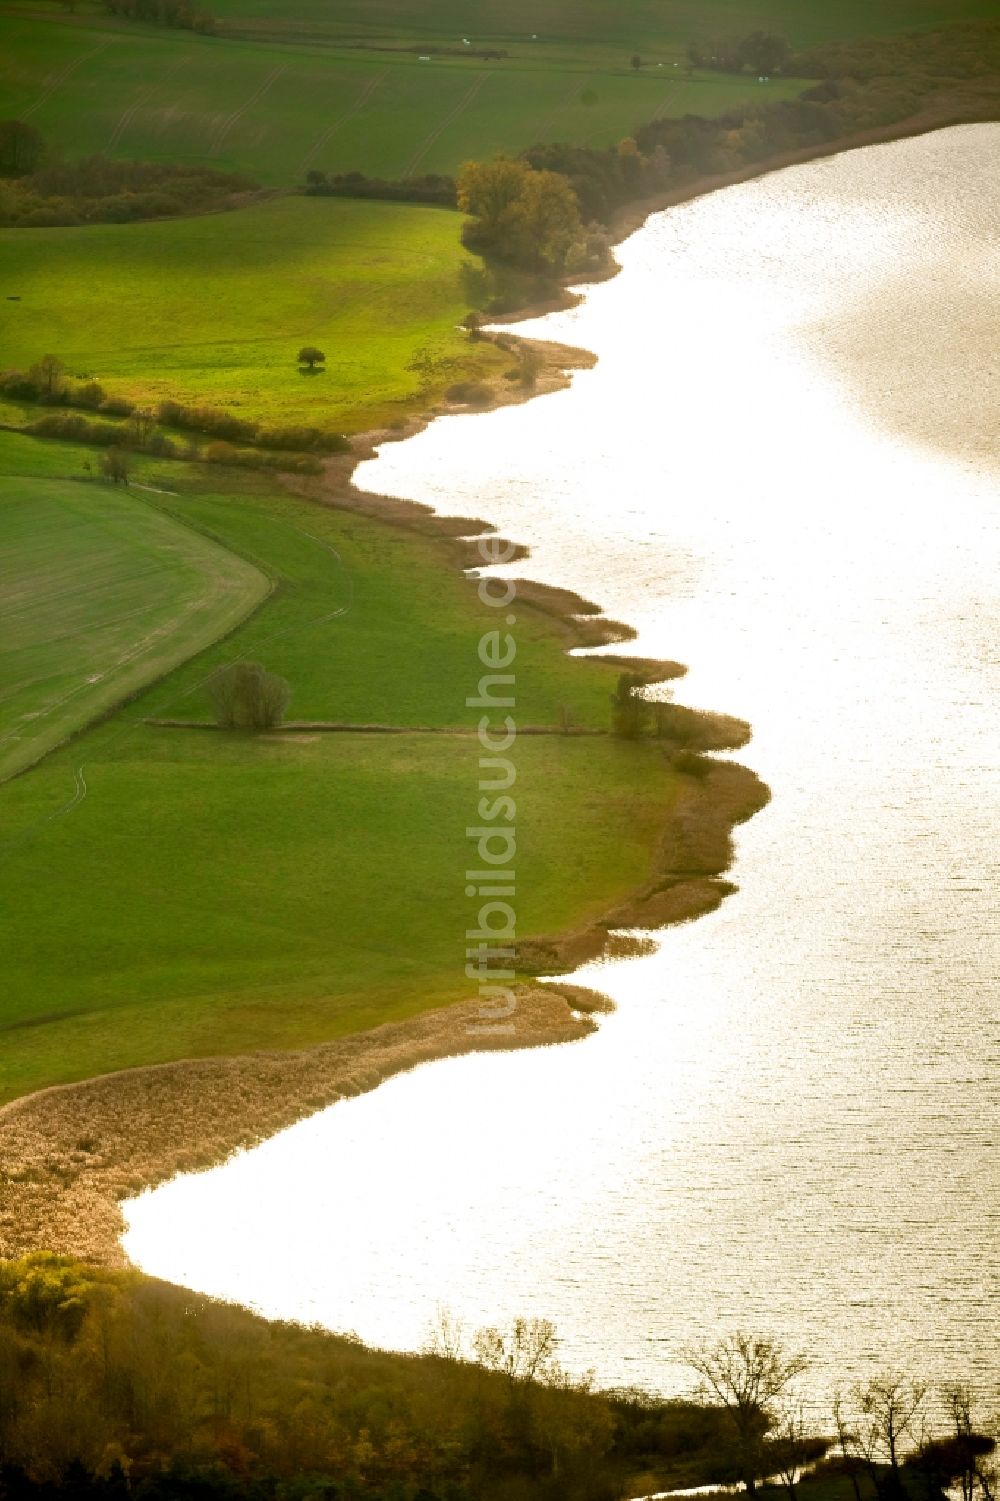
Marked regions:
[0,501,355,846]
[402,71,491,178]
[298,68,388,176]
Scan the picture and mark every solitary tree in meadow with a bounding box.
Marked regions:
[208,661,290,729]
[298,346,326,371]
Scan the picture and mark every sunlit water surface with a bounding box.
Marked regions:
[123,128,1000,1408]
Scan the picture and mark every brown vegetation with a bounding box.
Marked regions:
[0,984,608,1266]
[0,150,253,228]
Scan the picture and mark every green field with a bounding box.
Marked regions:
[0,473,268,780]
[201,0,1000,47]
[0,429,683,1102]
[0,195,509,431]
[0,12,810,185]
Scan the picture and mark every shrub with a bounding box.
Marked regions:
[99,448,131,485]
[671,749,711,778]
[1,370,38,400]
[445,381,493,406]
[208,661,290,729]
[75,380,106,409]
[100,396,135,418]
[156,401,257,443]
[611,672,652,738]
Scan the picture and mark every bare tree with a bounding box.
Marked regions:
[772,1400,822,1501]
[833,1392,866,1501]
[426,1305,466,1362]
[474,1317,560,1389]
[940,1385,999,1501]
[853,1374,928,1499]
[686,1333,808,1497]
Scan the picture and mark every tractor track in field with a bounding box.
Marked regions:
[22,36,116,120]
[107,59,184,152]
[298,68,388,176]
[402,70,491,178]
[210,63,289,157]
[533,73,594,141]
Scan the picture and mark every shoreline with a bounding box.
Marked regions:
[0,109,884,1265]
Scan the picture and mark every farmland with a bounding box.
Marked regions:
[0,428,692,1103]
[0,11,810,185]
[0,195,509,432]
[0,469,268,780]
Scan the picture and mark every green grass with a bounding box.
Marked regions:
[0,471,268,781]
[0,195,507,432]
[0,12,809,185]
[0,431,680,1102]
[1,0,992,187]
[199,0,1000,48]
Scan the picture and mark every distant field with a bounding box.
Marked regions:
[200,0,1000,47]
[0,195,508,431]
[0,13,809,184]
[0,472,268,780]
[0,431,683,1101]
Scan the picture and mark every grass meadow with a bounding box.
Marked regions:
[0,196,509,432]
[0,429,682,1102]
[0,471,268,780]
[0,11,810,185]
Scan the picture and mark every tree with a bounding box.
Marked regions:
[740,31,789,75]
[0,119,45,175]
[852,1375,928,1500]
[453,155,528,252]
[458,157,581,272]
[686,1334,808,1497]
[473,1317,560,1389]
[940,1386,998,1501]
[29,353,66,398]
[208,660,290,729]
[99,448,131,486]
[611,671,652,738]
[772,1402,827,1501]
[833,1392,867,1501]
[127,408,156,447]
[297,346,326,370]
[630,53,642,69]
[508,168,581,272]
